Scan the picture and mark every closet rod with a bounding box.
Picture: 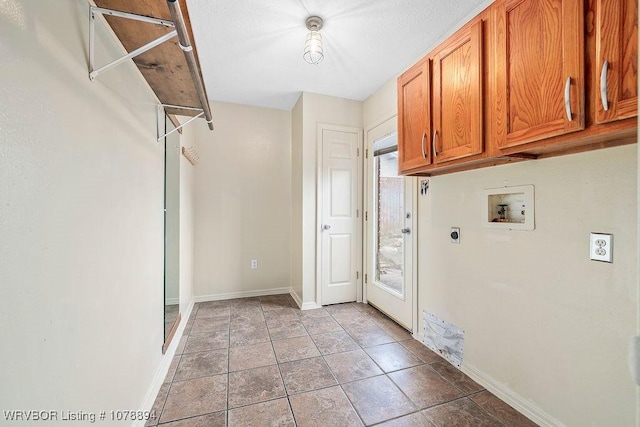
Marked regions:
[166,0,214,130]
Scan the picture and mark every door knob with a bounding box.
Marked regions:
[401,228,411,234]
[322,224,331,230]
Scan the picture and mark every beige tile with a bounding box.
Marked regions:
[376,412,434,426]
[470,391,538,427]
[229,342,276,372]
[272,336,321,363]
[159,375,227,423]
[324,303,359,316]
[342,375,417,425]
[228,398,294,427]
[173,349,228,381]
[190,317,229,336]
[331,311,370,329]
[229,325,271,347]
[264,307,301,323]
[199,300,231,310]
[184,331,229,353]
[289,386,363,427]
[344,323,395,348]
[196,306,231,319]
[145,383,169,426]
[164,355,181,384]
[300,316,343,335]
[323,349,383,383]
[279,356,337,395]
[260,294,297,311]
[398,339,442,363]
[352,303,380,316]
[430,361,484,394]
[375,318,413,341]
[422,398,502,427]
[228,365,286,408]
[364,343,423,373]
[311,330,360,355]
[159,411,226,426]
[175,335,188,355]
[388,365,465,410]
[299,308,331,319]
[267,319,309,341]
[229,313,266,330]
[229,296,261,308]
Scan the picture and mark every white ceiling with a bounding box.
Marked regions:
[186,0,490,111]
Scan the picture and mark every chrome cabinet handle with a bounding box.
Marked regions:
[420,133,426,158]
[564,76,573,122]
[401,228,411,234]
[432,130,438,157]
[600,60,609,111]
[321,224,331,230]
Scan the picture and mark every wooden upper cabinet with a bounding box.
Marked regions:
[595,0,638,124]
[493,0,585,149]
[398,59,431,173]
[432,18,484,163]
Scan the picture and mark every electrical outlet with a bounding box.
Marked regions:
[590,233,612,263]
[251,260,258,269]
[450,227,460,244]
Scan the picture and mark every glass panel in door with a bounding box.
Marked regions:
[375,150,404,296]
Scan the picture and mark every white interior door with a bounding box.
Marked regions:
[318,126,362,305]
[365,119,416,331]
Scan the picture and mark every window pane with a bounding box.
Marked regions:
[375,151,404,295]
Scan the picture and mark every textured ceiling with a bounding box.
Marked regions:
[186,0,491,110]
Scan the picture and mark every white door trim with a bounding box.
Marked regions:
[316,123,364,306]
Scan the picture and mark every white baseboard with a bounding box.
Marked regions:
[407,333,561,427]
[289,288,303,308]
[301,302,323,310]
[460,361,564,427]
[289,287,322,310]
[134,299,196,427]
[193,287,290,302]
[164,298,179,305]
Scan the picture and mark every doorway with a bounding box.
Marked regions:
[317,124,363,305]
[364,118,417,331]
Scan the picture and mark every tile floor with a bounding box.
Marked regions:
[147,294,537,426]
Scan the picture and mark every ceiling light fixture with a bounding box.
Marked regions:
[303,16,324,65]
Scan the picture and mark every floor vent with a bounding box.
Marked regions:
[423,311,464,368]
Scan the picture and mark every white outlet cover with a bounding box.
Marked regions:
[590,233,612,263]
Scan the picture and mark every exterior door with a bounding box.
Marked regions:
[365,119,416,331]
[318,126,362,305]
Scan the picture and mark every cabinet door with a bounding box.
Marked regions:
[494,0,585,149]
[595,0,638,123]
[398,59,431,172]
[432,18,483,163]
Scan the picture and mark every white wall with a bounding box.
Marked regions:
[291,97,304,301]
[179,122,196,315]
[0,0,166,422]
[364,78,639,426]
[193,102,291,299]
[294,93,363,307]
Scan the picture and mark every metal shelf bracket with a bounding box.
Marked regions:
[89,6,177,81]
[157,104,205,141]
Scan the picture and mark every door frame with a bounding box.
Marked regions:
[363,115,419,335]
[316,123,364,306]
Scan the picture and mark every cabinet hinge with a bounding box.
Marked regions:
[365,273,368,284]
[365,211,368,221]
[356,271,359,280]
[366,149,369,159]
